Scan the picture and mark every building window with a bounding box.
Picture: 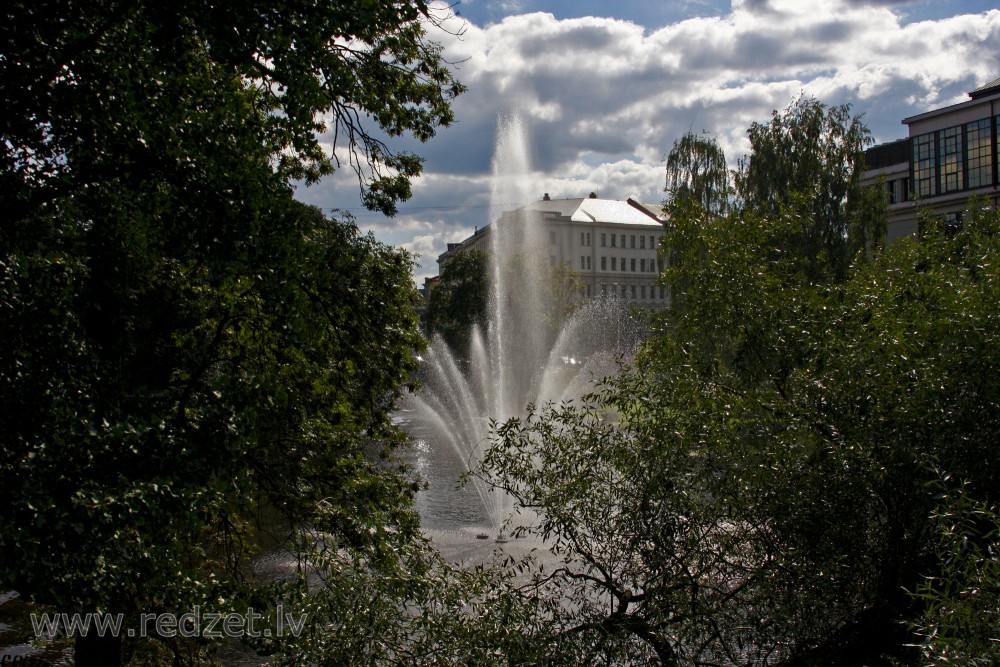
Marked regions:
[586,232,592,246]
[611,234,616,248]
[641,284,647,299]
[601,233,606,247]
[630,258,636,272]
[581,255,586,270]
[630,235,636,248]
[580,232,585,246]
[640,235,645,249]
[587,256,592,270]
[650,235,656,249]
[549,231,556,245]
[621,257,625,271]
[601,256,607,270]
[938,126,963,194]
[967,118,993,189]
[640,258,646,272]
[620,234,625,248]
[913,133,936,198]
[611,257,617,271]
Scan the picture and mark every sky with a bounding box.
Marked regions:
[293,0,1000,285]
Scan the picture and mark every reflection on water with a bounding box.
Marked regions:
[397,412,493,531]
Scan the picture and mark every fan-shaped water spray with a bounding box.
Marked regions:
[400,114,640,536]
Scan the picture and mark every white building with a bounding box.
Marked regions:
[438,194,669,308]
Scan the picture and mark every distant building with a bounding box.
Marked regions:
[864,78,1000,241]
[437,194,669,308]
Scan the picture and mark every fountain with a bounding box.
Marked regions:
[400,114,639,539]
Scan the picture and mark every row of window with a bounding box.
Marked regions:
[554,231,663,250]
[590,283,668,301]
[601,233,659,249]
[580,255,660,272]
[912,116,998,198]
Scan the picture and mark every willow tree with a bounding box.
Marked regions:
[1,1,463,664]
[664,130,730,216]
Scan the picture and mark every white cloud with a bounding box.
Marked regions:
[298,1,1000,283]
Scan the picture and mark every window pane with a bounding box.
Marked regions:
[967,118,993,189]
[938,126,963,194]
[913,133,936,197]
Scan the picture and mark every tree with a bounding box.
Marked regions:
[664,130,730,216]
[734,96,886,281]
[914,481,1000,667]
[1,0,464,220]
[481,173,1000,664]
[1,1,462,664]
[425,250,490,359]
[426,248,584,361]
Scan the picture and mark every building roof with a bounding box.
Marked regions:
[521,197,583,217]
[516,196,664,225]
[865,137,911,170]
[969,77,1000,100]
[571,197,663,226]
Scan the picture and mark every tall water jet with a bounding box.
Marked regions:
[485,114,550,421]
[401,114,639,535]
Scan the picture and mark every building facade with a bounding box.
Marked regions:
[437,194,669,308]
[864,78,1000,242]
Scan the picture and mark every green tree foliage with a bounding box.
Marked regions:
[481,150,1000,663]
[1,1,463,663]
[914,481,1000,666]
[426,250,489,358]
[734,96,886,281]
[664,130,730,216]
[1,0,464,219]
